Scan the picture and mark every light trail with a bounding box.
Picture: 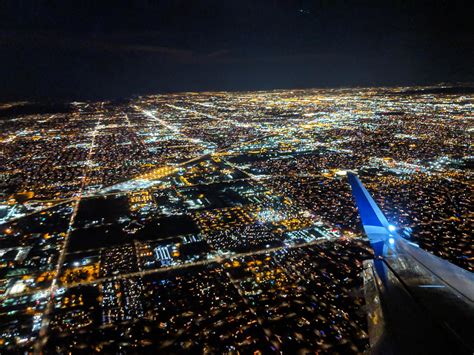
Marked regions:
[4,232,346,302]
[138,106,182,134]
[34,113,103,353]
[14,233,339,301]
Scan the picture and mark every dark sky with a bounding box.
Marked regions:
[1,0,473,100]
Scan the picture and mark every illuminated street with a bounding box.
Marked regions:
[0,86,472,352]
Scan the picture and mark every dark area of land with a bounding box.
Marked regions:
[0,102,73,119]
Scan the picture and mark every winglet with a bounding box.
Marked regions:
[347,172,394,256]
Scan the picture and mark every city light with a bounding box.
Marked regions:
[0,86,471,352]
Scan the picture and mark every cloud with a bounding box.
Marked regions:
[206,49,231,58]
[0,30,234,63]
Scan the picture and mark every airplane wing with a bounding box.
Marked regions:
[347,173,474,354]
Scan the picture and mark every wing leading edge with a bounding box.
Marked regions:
[347,172,474,354]
[347,173,394,257]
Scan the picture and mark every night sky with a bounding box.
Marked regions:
[1,0,473,100]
